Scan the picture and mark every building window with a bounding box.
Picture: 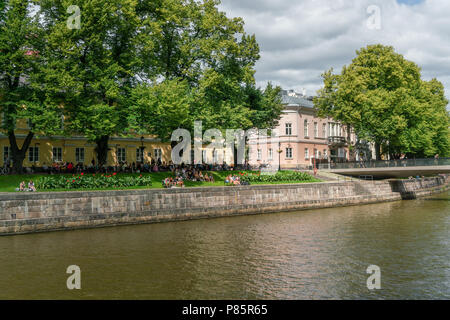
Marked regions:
[323,123,327,138]
[52,147,62,162]
[3,146,10,164]
[136,148,144,162]
[285,123,292,136]
[304,148,309,159]
[116,148,126,163]
[257,149,262,160]
[154,149,162,161]
[202,149,207,163]
[27,119,33,129]
[75,148,85,163]
[268,148,273,160]
[314,148,318,158]
[324,149,328,158]
[304,120,309,137]
[286,148,293,159]
[28,146,39,162]
[314,122,318,137]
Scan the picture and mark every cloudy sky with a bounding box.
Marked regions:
[219,0,450,102]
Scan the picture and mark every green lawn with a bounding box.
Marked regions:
[0,171,321,193]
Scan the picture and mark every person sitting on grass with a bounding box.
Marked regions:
[176,177,185,188]
[17,181,26,192]
[28,181,36,192]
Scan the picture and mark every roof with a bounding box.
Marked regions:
[281,93,315,109]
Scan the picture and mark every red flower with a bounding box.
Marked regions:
[72,180,75,182]
[81,173,84,176]
[113,172,117,176]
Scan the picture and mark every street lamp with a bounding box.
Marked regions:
[313,143,317,176]
[277,140,283,172]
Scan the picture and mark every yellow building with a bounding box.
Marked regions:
[0,118,172,168]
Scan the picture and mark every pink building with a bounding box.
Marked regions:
[248,90,355,170]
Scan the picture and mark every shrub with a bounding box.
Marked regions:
[240,171,316,183]
[35,173,152,190]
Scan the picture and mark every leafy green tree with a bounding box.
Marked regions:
[131,0,283,144]
[129,79,193,141]
[38,0,141,166]
[4,0,282,171]
[314,44,450,159]
[0,0,62,173]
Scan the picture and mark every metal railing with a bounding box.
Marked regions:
[318,158,450,170]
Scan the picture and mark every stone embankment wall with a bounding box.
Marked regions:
[0,176,448,235]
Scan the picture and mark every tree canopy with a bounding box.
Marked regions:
[0,0,283,170]
[314,44,450,159]
[0,0,63,173]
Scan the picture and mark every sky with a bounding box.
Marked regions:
[219,0,450,104]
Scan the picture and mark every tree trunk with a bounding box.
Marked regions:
[8,131,34,174]
[95,135,110,167]
[375,142,382,161]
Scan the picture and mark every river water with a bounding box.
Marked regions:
[0,191,449,300]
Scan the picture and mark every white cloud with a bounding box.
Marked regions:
[219,0,450,104]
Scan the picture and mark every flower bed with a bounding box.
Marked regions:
[35,173,152,190]
[239,171,316,183]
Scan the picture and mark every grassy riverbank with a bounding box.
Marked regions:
[0,171,321,192]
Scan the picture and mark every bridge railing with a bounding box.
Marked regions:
[318,158,450,170]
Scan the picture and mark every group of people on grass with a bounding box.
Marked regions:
[163,164,216,188]
[225,174,242,186]
[172,165,215,183]
[16,181,36,192]
[162,176,185,188]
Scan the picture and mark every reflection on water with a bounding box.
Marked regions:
[0,192,449,299]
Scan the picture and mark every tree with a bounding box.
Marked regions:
[24,0,281,169]
[39,0,141,166]
[0,0,62,173]
[314,44,450,160]
[131,1,282,143]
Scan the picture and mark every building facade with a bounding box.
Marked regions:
[1,90,356,170]
[248,90,356,170]
[0,118,172,169]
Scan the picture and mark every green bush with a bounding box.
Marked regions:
[35,173,152,190]
[240,171,316,183]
